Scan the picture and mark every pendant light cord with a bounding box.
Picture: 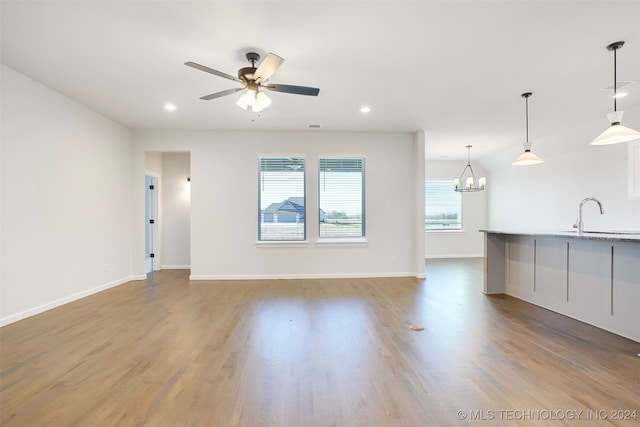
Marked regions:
[613,46,617,112]
[525,96,529,142]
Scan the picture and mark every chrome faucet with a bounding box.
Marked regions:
[573,197,604,234]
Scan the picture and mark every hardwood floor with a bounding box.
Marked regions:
[1,259,639,426]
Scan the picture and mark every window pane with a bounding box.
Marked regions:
[259,157,305,241]
[425,179,462,230]
[319,158,365,238]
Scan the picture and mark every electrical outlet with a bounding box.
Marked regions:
[223,257,229,265]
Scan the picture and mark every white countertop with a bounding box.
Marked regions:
[480,229,640,243]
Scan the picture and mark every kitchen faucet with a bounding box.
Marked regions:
[573,197,604,234]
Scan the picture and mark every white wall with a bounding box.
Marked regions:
[145,151,162,173]
[0,64,136,326]
[161,152,191,269]
[424,160,488,258]
[484,104,640,232]
[132,131,424,279]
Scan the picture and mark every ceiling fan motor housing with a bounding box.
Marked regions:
[238,67,257,82]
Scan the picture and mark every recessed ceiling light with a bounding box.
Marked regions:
[360,106,371,113]
[164,103,176,111]
[614,92,628,98]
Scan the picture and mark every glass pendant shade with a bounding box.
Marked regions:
[256,91,272,108]
[592,41,640,145]
[591,111,640,145]
[243,89,257,106]
[513,143,544,165]
[237,88,272,112]
[236,94,248,110]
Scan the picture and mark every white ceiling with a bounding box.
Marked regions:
[1,1,639,160]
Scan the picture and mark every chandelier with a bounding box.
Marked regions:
[454,145,486,192]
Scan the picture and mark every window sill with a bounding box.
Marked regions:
[315,237,369,247]
[255,241,309,248]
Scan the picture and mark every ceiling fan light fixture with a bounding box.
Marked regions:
[591,41,640,145]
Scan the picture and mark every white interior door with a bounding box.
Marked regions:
[145,175,159,273]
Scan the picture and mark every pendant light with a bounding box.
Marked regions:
[454,145,486,192]
[591,41,640,145]
[513,92,544,165]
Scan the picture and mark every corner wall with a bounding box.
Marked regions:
[0,64,135,326]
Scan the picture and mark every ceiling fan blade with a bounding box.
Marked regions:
[254,53,284,82]
[200,87,245,100]
[265,83,320,96]
[185,61,242,83]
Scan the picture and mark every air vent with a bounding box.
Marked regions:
[308,124,321,128]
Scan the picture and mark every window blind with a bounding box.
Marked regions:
[258,157,306,241]
[319,158,365,238]
[425,179,462,230]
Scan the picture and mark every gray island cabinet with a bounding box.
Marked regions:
[481,230,640,342]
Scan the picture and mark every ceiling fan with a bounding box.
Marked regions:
[185,52,320,112]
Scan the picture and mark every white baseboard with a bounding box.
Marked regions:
[161,265,190,270]
[189,271,421,281]
[0,275,138,327]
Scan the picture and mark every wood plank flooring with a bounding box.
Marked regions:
[1,259,639,426]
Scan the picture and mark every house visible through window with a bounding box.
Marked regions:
[319,157,365,238]
[259,157,305,241]
[425,179,462,230]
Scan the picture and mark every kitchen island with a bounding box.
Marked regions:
[481,230,640,342]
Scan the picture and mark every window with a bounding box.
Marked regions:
[425,179,462,230]
[319,157,365,238]
[258,157,306,241]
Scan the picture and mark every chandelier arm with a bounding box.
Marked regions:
[457,164,474,182]
[466,164,477,180]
